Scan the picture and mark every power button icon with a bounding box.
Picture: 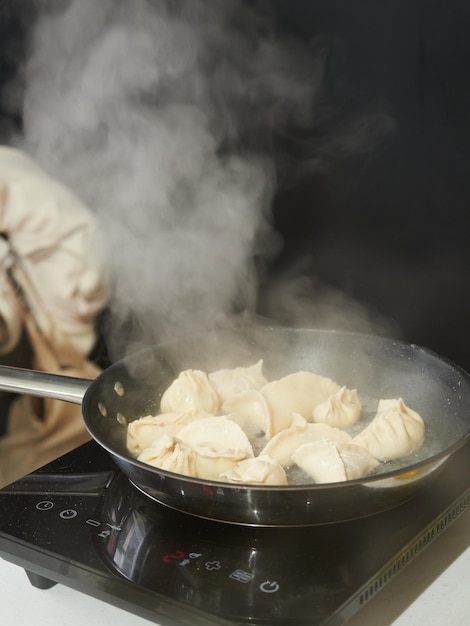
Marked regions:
[259,580,280,593]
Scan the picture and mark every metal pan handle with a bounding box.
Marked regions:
[0,365,91,404]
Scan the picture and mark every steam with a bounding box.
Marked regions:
[10,0,393,358]
[258,257,400,338]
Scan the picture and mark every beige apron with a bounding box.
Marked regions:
[0,303,100,488]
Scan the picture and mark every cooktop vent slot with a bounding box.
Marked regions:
[358,489,469,607]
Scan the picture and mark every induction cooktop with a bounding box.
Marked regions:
[0,440,468,626]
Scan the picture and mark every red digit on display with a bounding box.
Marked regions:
[162,549,186,564]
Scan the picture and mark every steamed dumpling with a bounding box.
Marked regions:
[352,398,425,461]
[137,434,196,476]
[222,389,273,438]
[127,413,183,454]
[220,455,288,485]
[209,360,267,404]
[127,409,215,455]
[292,441,379,483]
[260,371,341,437]
[312,387,362,429]
[177,416,254,480]
[260,413,352,467]
[160,369,219,414]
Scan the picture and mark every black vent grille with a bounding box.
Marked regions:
[358,490,470,606]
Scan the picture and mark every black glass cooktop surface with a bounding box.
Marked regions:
[0,440,468,626]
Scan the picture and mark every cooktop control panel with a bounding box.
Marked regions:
[0,441,468,626]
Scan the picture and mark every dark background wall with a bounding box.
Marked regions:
[264,0,470,371]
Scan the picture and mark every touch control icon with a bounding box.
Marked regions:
[59,509,78,520]
[36,500,54,511]
[259,580,280,593]
[205,561,222,571]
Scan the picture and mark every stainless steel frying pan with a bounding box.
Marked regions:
[0,327,469,526]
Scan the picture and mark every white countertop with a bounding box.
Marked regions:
[1,508,468,626]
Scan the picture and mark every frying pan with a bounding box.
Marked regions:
[0,326,469,527]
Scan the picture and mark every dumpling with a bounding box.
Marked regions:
[209,360,267,404]
[177,416,254,480]
[222,389,273,439]
[223,371,342,440]
[137,434,196,476]
[260,413,352,467]
[160,369,219,414]
[128,413,183,454]
[127,409,215,455]
[260,371,341,437]
[292,441,379,483]
[220,455,288,485]
[352,398,425,461]
[312,387,362,429]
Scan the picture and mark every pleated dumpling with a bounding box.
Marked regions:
[220,455,288,485]
[352,398,425,461]
[260,371,341,437]
[127,409,215,455]
[221,389,273,439]
[137,434,196,476]
[128,413,182,454]
[160,369,219,414]
[260,414,352,467]
[292,441,379,483]
[312,387,362,429]
[209,360,267,404]
[177,416,254,480]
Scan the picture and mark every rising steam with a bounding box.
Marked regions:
[11,0,328,356]
[11,0,392,358]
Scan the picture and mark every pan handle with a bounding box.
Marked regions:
[0,365,91,404]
